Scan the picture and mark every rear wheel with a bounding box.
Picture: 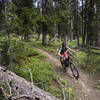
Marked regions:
[70,61,79,80]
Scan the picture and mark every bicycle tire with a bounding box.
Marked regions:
[70,61,79,80]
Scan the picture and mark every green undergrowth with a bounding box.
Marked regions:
[13,58,56,89]
[29,38,100,74]
[2,36,100,99]
[0,38,61,97]
[93,80,100,90]
[29,38,61,53]
[10,42,62,98]
[29,38,78,53]
[0,37,76,99]
[0,39,44,67]
[14,39,76,99]
[74,50,100,74]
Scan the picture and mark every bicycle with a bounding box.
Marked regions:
[60,52,79,80]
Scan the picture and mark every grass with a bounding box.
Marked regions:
[0,36,62,97]
[45,86,62,98]
[28,37,100,74]
[29,38,61,53]
[93,80,100,90]
[11,37,77,99]
[28,37,80,53]
[5,39,62,98]
[1,35,100,99]
[74,49,100,73]
[2,35,100,74]
[0,35,77,99]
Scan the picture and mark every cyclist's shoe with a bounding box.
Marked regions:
[73,74,79,80]
[75,76,79,80]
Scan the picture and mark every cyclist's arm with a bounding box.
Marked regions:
[66,46,75,53]
[57,48,62,56]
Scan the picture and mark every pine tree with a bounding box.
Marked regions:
[12,0,34,40]
[96,0,100,47]
[0,0,5,31]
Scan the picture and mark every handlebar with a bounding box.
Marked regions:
[57,49,76,57]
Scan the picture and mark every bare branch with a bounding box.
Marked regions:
[51,34,58,42]
[27,67,34,97]
[27,67,33,86]
[6,79,12,96]
[55,78,66,100]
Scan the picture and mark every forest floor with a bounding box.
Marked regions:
[35,47,100,100]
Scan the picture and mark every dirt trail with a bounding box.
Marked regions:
[36,48,100,100]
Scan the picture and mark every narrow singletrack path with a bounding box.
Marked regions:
[35,48,100,100]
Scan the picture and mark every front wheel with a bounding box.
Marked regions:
[70,62,79,80]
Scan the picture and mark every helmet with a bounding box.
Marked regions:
[62,41,66,46]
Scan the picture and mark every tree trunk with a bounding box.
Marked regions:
[69,18,73,42]
[82,0,87,47]
[63,32,67,42]
[77,32,80,46]
[0,0,5,31]
[42,32,47,46]
[58,24,61,40]
[96,21,100,47]
[96,0,100,47]
[5,0,11,53]
[82,0,84,38]
[76,0,80,46]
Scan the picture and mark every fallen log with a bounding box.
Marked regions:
[0,67,59,100]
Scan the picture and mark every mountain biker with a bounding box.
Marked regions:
[57,41,75,67]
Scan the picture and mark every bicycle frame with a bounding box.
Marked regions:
[60,52,79,80]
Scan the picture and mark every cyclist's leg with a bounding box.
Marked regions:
[60,56,63,65]
[66,58,69,67]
